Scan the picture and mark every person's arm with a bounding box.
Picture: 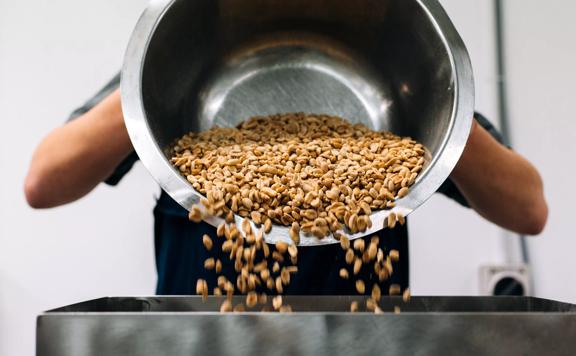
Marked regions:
[450,120,548,235]
[24,89,133,208]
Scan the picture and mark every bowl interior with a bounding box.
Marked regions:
[141,0,455,163]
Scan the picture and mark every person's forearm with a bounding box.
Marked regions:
[25,89,133,208]
[449,120,548,235]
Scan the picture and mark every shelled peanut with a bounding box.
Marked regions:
[170,113,423,313]
[171,113,425,239]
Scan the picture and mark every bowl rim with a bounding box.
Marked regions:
[121,0,474,246]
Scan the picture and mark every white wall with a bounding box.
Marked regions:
[0,1,155,356]
[0,0,573,355]
[504,0,576,301]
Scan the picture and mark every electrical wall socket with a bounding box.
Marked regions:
[479,265,532,296]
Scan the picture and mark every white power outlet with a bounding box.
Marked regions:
[479,265,531,296]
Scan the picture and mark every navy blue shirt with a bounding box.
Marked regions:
[71,74,503,295]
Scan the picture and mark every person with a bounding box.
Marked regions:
[24,74,548,296]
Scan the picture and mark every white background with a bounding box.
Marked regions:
[0,0,575,355]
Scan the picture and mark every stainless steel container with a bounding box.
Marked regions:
[37,296,576,356]
[121,0,474,245]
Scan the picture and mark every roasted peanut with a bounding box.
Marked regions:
[356,280,366,294]
[202,234,213,250]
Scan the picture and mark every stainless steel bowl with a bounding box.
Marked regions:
[121,0,474,246]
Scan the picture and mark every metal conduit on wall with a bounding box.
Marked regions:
[494,0,532,293]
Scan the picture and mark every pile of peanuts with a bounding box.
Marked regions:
[170,113,425,312]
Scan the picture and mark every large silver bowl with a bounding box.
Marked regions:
[121,0,474,246]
